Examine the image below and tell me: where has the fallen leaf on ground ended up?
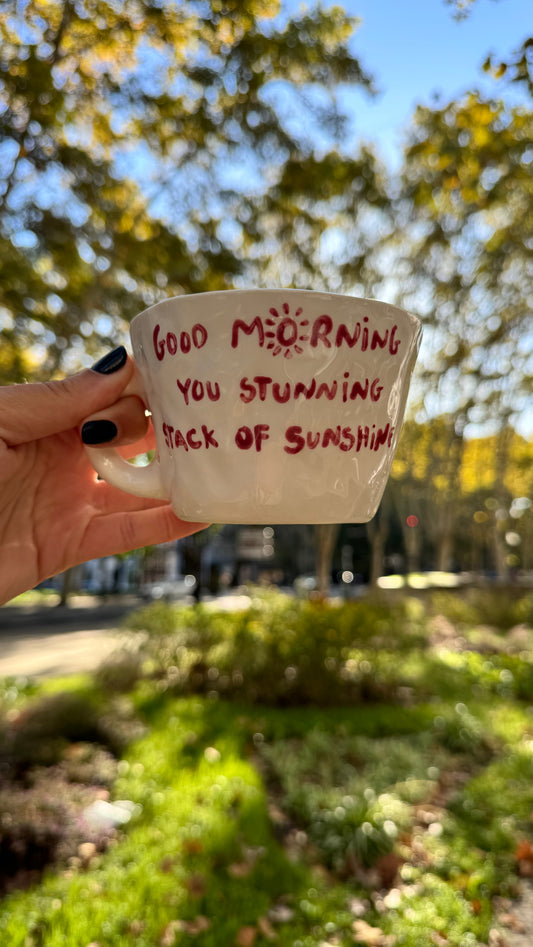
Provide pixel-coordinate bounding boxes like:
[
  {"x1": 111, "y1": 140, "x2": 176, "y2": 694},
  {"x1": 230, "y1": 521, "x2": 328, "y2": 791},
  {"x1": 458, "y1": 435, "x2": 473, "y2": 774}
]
[
  {"x1": 257, "y1": 916, "x2": 277, "y2": 940},
  {"x1": 159, "y1": 922, "x2": 182, "y2": 947},
  {"x1": 353, "y1": 919, "x2": 395, "y2": 946},
  {"x1": 348, "y1": 897, "x2": 369, "y2": 918},
  {"x1": 430, "y1": 933, "x2": 448, "y2": 946},
  {"x1": 160, "y1": 916, "x2": 211, "y2": 942},
  {"x1": 499, "y1": 913, "x2": 526, "y2": 933},
  {"x1": 374, "y1": 852, "x2": 405, "y2": 888},
  {"x1": 268, "y1": 803, "x2": 290, "y2": 827},
  {"x1": 488, "y1": 931, "x2": 508, "y2": 947},
  {"x1": 228, "y1": 861, "x2": 253, "y2": 878},
  {"x1": 515, "y1": 840, "x2": 533, "y2": 860},
  {"x1": 236, "y1": 926, "x2": 257, "y2": 947},
  {"x1": 204, "y1": 746, "x2": 221, "y2": 763},
  {"x1": 383, "y1": 888, "x2": 402, "y2": 910},
  {"x1": 515, "y1": 840, "x2": 533, "y2": 876},
  {"x1": 186, "y1": 873, "x2": 207, "y2": 897},
  {"x1": 78, "y1": 842, "x2": 97, "y2": 862},
  {"x1": 186, "y1": 916, "x2": 211, "y2": 935},
  {"x1": 268, "y1": 904, "x2": 295, "y2": 923},
  {"x1": 182, "y1": 839, "x2": 204, "y2": 856}
]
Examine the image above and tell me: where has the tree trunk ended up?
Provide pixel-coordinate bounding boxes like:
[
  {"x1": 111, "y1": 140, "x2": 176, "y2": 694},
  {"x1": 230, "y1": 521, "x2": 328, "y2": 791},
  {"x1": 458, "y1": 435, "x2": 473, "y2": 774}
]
[
  {"x1": 403, "y1": 523, "x2": 421, "y2": 576},
  {"x1": 315, "y1": 524, "x2": 340, "y2": 597},
  {"x1": 369, "y1": 525, "x2": 385, "y2": 589},
  {"x1": 436, "y1": 529, "x2": 454, "y2": 573},
  {"x1": 58, "y1": 566, "x2": 76, "y2": 606},
  {"x1": 366, "y1": 498, "x2": 389, "y2": 589},
  {"x1": 492, "y1": 421, "x2": 513, "y2": 582},
  {"x1": 492, "y1": 519, "x2": 509, "y2": 584}
]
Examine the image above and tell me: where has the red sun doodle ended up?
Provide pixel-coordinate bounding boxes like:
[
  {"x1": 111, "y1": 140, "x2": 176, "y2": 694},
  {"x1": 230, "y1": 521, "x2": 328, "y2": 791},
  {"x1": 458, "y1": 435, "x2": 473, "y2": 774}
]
[{"x1": 264, "y1": 302, "x2": 309, "y2": 358}]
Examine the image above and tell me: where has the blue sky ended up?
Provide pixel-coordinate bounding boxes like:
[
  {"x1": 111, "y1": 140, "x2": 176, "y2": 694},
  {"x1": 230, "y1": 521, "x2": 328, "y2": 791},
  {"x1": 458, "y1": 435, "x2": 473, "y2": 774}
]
[{"x1": 336, "y1": 0, "x2": 532, "y2": 166}]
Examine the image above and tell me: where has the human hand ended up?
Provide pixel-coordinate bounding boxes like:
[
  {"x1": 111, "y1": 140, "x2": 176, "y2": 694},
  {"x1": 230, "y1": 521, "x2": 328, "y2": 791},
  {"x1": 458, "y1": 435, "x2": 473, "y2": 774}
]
[{"x1": 0, "y1": 347, "x2": 207, "y2": 605}]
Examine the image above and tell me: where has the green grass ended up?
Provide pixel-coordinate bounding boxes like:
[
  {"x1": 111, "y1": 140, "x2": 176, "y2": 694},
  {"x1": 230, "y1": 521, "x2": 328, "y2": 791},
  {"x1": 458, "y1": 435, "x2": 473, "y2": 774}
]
[
  {"x1": 2, "y1": 588, "x2": 533, "y2": 945},
  {"x1": 0, "y1": 693, "x2": 525, "y2": 946},
  {"x1": 3, "y1": 588, "x2": 61, "y2": 607},
  {"x1": 0, "y1": 697, "x2": 352, "y2": 947}
]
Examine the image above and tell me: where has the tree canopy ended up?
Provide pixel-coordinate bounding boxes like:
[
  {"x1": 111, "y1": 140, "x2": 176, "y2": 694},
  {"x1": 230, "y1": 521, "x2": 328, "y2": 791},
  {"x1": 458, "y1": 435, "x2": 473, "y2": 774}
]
[
  {"x1": 397, "y1": 39, "x2": 533, "y2": 437},
  {"x1": 0, "y1": 0, "x2": 383, "y2": 382}
]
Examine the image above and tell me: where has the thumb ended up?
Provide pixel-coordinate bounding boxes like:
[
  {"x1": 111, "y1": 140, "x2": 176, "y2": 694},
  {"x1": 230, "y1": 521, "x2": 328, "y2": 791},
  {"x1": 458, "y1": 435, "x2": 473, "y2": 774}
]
[{"x1": 0, "y1": 347, "x2": 136, "y2": 447}]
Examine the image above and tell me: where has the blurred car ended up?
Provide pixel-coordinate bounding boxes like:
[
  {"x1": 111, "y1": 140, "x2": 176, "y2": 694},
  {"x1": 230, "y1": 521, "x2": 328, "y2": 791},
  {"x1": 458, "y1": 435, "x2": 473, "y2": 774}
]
[
  {"x1": 293, "y1": 575, "x2": 318, "y2": 595},
  {"x1": 141, "y1": 575, "x2": 197, "y2": 602}
]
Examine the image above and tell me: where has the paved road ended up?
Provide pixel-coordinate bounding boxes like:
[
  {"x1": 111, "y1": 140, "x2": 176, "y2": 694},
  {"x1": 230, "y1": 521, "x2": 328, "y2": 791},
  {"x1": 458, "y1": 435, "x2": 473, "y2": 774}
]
[
  {"x1": 0, "y1": 597, "x2": 141, "y2": 679},
  {"x1": 0, "y1": 592, "x2": 253, "y2": 680}
]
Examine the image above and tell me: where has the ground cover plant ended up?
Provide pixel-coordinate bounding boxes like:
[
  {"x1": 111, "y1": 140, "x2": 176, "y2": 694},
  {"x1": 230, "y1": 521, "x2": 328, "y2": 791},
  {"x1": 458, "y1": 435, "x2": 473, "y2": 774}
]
[{"x1": 1, "y1": 588, "x2": 533, "y2": 945}]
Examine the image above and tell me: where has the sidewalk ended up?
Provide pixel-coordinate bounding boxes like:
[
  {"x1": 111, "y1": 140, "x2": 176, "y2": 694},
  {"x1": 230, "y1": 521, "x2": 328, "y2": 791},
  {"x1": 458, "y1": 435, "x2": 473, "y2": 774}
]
[
  {"x1": 0, "y1": 626, "x2": 124, "y2": 680},
  {"x1": 0, "y1": 595, "x2": 138, "y2": 680},
  {"x1": 0, "y1": 591, "x2": 255, "y2": 680}
]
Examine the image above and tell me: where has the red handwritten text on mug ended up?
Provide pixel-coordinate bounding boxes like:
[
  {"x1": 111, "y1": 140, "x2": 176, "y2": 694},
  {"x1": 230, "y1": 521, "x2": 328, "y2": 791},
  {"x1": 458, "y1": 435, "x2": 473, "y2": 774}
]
[{"x1": 152, "y1": 308, "x2": 402, "y2": 364}]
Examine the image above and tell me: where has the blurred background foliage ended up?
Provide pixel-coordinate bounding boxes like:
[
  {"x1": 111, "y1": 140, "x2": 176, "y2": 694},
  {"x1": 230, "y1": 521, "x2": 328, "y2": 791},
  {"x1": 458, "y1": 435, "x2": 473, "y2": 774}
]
[{"x1": 1, "y1": 0, "x2": 532, "y2": 592}]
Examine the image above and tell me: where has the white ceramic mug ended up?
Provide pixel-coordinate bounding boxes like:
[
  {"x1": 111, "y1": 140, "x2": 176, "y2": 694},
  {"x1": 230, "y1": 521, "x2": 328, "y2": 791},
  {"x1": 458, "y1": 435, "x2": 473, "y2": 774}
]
[{"x1": 85, "y1": 290, "x2": 421, "y2": 524}]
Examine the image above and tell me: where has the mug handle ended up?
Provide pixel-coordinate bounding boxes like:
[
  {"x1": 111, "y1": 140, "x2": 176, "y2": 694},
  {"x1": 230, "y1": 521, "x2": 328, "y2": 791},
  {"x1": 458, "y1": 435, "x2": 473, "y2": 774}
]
[
  {"x1": 84, "y1": 361, "x2": 169, "y2": 500},
  {"x1": 84, "y1": 443, "x2": 168, "y2": 500}
]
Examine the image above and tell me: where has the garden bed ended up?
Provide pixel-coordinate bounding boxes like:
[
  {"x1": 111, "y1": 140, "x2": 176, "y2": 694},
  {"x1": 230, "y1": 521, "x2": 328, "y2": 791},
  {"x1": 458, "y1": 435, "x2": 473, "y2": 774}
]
[{"x1": 1, "y1": 589, "x2": 533, "y2": 946}]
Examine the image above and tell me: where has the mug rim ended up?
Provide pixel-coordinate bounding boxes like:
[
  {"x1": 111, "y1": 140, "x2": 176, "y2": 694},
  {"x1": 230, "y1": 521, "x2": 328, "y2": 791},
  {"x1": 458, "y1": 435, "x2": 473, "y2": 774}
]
[{"x1": 130, "y1": 288, "x2": 421, "y2": 332}]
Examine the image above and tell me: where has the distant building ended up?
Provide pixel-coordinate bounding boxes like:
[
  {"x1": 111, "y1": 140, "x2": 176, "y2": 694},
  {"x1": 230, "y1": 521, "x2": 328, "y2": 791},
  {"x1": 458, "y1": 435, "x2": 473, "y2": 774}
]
[{"x1": 45, "y1": 524, "x2": 326, "y2": 597}]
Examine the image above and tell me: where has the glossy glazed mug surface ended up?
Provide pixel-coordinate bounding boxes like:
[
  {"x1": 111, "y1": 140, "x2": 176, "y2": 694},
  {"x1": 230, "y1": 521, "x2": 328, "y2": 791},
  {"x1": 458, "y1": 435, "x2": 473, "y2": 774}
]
[{"x1": 85, "y1": 290, "x2": 421, "y2": 523}]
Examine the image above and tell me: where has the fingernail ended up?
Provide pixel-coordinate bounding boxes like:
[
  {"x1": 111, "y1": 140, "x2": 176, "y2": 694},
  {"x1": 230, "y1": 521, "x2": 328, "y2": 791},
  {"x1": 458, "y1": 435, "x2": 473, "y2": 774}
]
[
  {"x1": 81, "y1": 420, "x2": 118, "y2": 445},
  {"x1": 91, "y1": 346, "x2": 127, "y2": 375}
]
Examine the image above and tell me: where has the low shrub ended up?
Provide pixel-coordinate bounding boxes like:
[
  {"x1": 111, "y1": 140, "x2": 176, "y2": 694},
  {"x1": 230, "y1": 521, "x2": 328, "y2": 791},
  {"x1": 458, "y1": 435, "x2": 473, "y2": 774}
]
[
  {"x1": 429, "y1": 591, "x2": 481, "y2": 628},
  {"x1": 0, "y1": 680, "x2": 142, "y2": 895},
  {"x1": 0, "y1": 690, "x2": 104, "y2": 774},
  {"x1": 430, "y1": 589, "x2": 533, "y2": 632},
  {"x1": 432, "y1": 704, "x2": 493, "y2": 760},
  {"x1": 0, "y1": 748, "x2": 119, "y2": 894},
  {"x1": 424, "y1": 649, "x2": 533, "y2": 703},
  {"x1": 448, "y1": 746, "x2": 533, "y2": 853},
  {"x1": 0, "y1": 687, "x2": 141, "y2": 778},
  {"x1": 94, "y1": 649, "x2": 144, "y2": 694},
  {"x1": 124, "y1": 594, "x2": 427, "y2": 707}
]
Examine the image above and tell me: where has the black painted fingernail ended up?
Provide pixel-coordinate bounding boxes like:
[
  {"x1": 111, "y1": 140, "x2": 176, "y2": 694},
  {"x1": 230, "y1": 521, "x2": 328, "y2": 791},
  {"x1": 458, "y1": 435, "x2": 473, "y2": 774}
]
[
  {"x1": 91, "y1": 346, "x2": 127, "y2": 375},
  {"x1": 81, "y1": 420, "x2": 118, "y2": 445}
]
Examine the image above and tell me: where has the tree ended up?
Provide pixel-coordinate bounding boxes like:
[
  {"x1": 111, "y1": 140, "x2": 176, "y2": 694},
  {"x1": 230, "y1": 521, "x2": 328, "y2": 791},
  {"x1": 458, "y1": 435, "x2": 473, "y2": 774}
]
[
  {"x1": 392, "y1": 51, "x2": 533, "y2": 584},
  {"x1": 380, "y1": 30, "x2": 532, "y2": 582},
  {"x1": 365, "y1": 491, "x2": 392, "y2": 588},
  {"x1": 315, "y1": 523, "x2": 339, "y2": 596},
  {"x1": 397, "y1": 79, "x2": 533, "y2": 437},
  {"x1": 460, "y1": 428, "x2": 533, "y2": 578},
  {"x1": 2, "y1": 2, "x2": 394, "y2": 597},
  {"x1": 389, "y1": 417, "x2": 465, "y2": 574},
  {"x1": 443, "y1": 0, "x2": 502, "y2": 19},
  {"x1": 385, "y1": 418, "x2": 533, "y2": 581},
  {"x1": 0, "y1": 0, "x2": 381, "y2": 383}
]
